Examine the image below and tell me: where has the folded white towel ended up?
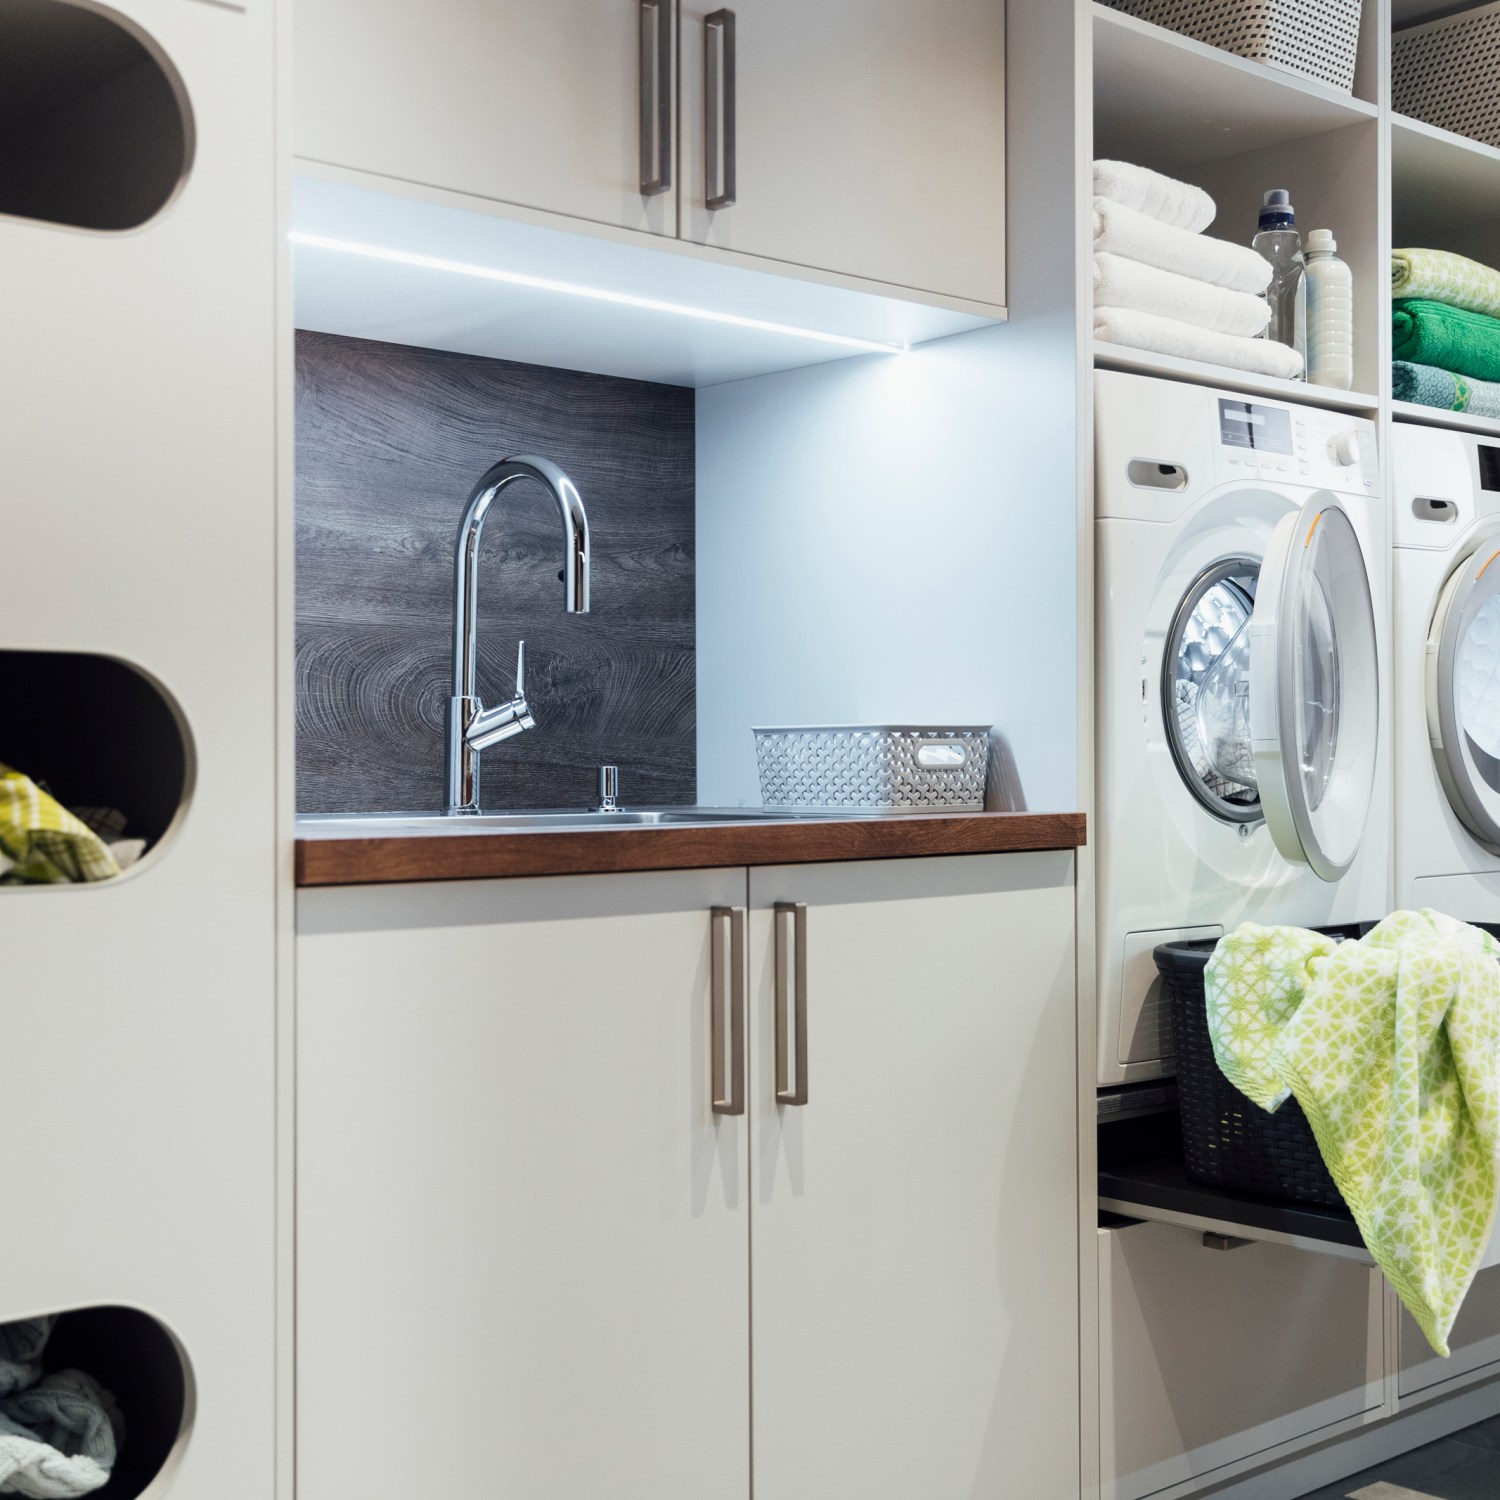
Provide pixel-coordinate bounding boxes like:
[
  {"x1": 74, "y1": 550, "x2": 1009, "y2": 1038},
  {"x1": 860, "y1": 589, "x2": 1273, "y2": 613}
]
[
  {"x1": 1094, "y1": 198, "x2": 1272, "y2": 296},
  {"x1": 1094, "y1": 159, "x2": 1216, "y2": 233},
  {"x1": 1094, "y1": 252, "x2": 1270, "y2": 338},
  {"x1": 1095, "y1": 306, "x2": 1305, "y2": 380}
]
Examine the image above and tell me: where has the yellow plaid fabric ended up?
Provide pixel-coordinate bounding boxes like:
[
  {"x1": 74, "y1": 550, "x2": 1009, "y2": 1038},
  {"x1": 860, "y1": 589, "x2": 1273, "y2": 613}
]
[{"x1": 0, "y1": 765, "x2": 121, "y2": 884}]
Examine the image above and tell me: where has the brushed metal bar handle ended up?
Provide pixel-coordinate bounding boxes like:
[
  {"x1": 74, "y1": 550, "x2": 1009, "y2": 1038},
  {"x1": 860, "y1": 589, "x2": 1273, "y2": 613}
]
[
  {"x1": 640, "y1": 0, "x2": 673, "y2": 196},
  {"x1": 774, "y1": 901, "x2": 807, "y2": 1106},
  {"x1": 711, "y1": 906, "x2": 745, "y2": 1115},
  {"x1": 704, "y1": 8, "x2": 736, "y2": 209}
]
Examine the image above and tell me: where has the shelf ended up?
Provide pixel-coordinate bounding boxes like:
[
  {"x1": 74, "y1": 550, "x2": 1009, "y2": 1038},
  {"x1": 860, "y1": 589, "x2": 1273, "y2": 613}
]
[
  {"x1": 1393, "y1": 399, "x2": 1500, "y2": 439},
  {"x1": 1094, "y1": 342, "x2": 1379, "y2": 413},
  {"x1": 1099, "y1": 1150, "x2": 1371, "y2": 1263},
  {"x1": 1091, "y1": 4, "x2": 1377, "y2": 172},
  {"x1": 291, "y1": 172, "x2": 998, "y2": 390},
  {"x1": 1392, "y1": 113, "x2": 1500, "y2": 241},
  {"x1": 1393, "y1": 0, "x2": 1482, "y2": 26}
]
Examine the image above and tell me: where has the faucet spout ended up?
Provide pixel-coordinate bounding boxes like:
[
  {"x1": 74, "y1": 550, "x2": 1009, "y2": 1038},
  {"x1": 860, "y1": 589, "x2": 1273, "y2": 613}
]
[{"x1": 445, "y1": 455, "x2": 592, "y2": 814}]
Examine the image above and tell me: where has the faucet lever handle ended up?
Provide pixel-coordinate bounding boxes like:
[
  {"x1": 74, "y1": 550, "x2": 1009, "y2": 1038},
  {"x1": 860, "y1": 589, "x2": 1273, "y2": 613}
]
[{"x1": 514, "y1": 639, "x2": 526, "y2": 702}]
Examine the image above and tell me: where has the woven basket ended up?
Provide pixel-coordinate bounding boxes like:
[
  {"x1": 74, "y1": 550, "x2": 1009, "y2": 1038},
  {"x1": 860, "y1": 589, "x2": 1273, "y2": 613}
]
[
  {"x1": 1102, "y1": 0, "x2": 1363, "y2": 94},
  {"x1": 1394, "y1": 3, "x2": 1500, "y2": 150},
  {"x1": 1154, "y1": 934, "x2": 1363, "y2": 1208}
]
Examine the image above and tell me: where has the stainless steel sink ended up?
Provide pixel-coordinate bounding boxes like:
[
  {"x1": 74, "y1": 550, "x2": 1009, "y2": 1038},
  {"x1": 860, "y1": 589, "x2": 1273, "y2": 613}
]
[{"x1": 296, "y1": 807, "x2": 854, "y2": 837}]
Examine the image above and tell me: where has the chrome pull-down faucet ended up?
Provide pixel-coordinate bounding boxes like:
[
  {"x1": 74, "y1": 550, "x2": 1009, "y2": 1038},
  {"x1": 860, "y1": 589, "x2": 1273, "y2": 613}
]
[{"x1": 445, "y1": 455, "x2": 591, "y2": 814}]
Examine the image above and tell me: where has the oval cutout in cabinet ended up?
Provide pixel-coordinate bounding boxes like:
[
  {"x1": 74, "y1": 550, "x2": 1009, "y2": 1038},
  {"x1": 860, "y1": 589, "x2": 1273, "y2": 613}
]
[
  {"x1": 0, "y1": 0, "x2": 194, "y2": 232},
  {"x1": 0, "y1": 651, "x2": 195, "y2": 886},
  {"x1": 0, "y1": 1305, "x2": 196, "y2": 1499}
]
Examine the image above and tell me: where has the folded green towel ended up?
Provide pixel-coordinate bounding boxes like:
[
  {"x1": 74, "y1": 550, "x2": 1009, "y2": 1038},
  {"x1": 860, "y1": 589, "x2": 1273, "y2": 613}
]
[
  {"x1": 1393, "y1": 360, "x2": 1500, "y2": 420},
  {"x1": 1393, "y1": 299, "x2": 1500, "y2": 383},
  {"x1": 1394, "y1": 247, "x2": 1500, "y2": 320},
  {"x1": 1206, "y1": 912, "x2": 1500, "y2": 1357}
]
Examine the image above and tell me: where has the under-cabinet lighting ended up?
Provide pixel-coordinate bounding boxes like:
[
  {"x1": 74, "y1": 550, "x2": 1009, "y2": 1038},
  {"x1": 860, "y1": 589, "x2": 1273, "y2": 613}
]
[{"x1": 288, "y1": 233, "x2": 909, "y2": 356}]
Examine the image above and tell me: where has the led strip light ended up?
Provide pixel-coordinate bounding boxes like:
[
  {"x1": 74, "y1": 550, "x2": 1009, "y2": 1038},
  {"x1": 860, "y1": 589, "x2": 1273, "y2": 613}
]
[{"x1": 289, "y1": 233, "x2": 909, "y2": 356}]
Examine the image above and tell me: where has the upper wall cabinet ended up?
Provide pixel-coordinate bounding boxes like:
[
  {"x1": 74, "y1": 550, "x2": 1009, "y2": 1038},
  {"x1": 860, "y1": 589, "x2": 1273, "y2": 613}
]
[
  {"x1": 294, "y1": 0, "x2": 676, "y2": 237},
  {"x1": 680, "y1": 0, "x2": 1006, "y2": 308},
  {"x1": 294, "y1": 0, "x2": 1006, "y2": 311}
]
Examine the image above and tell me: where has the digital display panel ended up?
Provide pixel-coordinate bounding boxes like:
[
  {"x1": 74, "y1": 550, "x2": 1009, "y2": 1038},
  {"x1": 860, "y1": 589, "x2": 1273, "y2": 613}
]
[
  {"x1": 1479, "y1": 445, "x2": 1500, "y2": 493},
  {"x1": 1218, "y1": 399, "x2": 1294, "y2": 455}
]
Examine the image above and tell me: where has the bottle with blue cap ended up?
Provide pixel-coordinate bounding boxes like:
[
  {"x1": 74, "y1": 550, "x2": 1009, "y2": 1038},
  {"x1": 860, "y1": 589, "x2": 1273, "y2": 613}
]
[{"x1": 1252, "y1": 188, "x2": 1307, "y2": 375}]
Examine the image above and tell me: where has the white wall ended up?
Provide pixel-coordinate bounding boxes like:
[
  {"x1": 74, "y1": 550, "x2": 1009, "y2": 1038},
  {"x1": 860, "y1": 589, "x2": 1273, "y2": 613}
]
[{"x1": 695, "y1": 315, "x2": 1080, "y2": 811}]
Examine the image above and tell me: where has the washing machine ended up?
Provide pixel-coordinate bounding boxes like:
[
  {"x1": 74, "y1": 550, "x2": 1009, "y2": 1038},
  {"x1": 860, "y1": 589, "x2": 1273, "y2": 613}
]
[
  {"x1": 1095, "y1": 369, "x2": 1390, "y2": 1088},
  {"x1": 1393, "y1": 422, "x2": 1500, "y2": 917}
]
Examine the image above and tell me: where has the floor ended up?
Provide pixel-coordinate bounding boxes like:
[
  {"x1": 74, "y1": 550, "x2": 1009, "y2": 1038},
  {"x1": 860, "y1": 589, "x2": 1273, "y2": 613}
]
[{"x1": 1298, "y1": 1413, "x2": 1500, "y2": 1499}]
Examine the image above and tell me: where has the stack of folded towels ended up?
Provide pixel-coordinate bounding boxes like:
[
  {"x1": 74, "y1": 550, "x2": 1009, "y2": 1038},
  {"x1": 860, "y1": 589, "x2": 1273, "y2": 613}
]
[
  {"x1": 1093, "y1": 159, "x2": 1302, "y2": 381},
  {"x1": 1392, "y1": 248, "x2": 1500, "y2": 420}
]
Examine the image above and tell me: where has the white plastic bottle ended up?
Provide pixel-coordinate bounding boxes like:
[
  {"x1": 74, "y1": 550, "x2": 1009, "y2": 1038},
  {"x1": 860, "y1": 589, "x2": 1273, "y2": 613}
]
[{"x1": 1304, "y1": 228, "x2": 1354, "y2": 391}]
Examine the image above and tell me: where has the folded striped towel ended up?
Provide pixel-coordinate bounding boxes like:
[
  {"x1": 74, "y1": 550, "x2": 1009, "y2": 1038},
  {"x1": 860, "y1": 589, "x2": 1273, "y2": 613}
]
[
  {"x1": 1093, "y1": 198, "x2": 1273, "y2": 296},
  {"x1": 1094, "y1": 252, "x2": 1270, "y2": 338},
  {"x1": 1393, "y1": 360, "x2": 1500, "y2": 420},
  {"x1": 1393, "y1": 299, "x2": 1500, "y2": 384},
  {"x1": 1393, "y1": 248, "x2": 1500, "y2": 321},
  {"x1": 0, "y1": 766, "x2": 120, "y2": 884},
  {"x1": 1094, "y1": 159, "x2": 1215, "y2": 233},
  {"x1": 1096, "y1": 306, "x2": 1304, "y2": 380}
]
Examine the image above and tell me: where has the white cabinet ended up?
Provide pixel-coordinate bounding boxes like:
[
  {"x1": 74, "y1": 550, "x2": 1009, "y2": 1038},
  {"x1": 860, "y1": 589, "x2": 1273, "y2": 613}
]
[
  {"x1": 294, "y1": 0, "x2": 676, "y2": 238},
  {"x1": 748, "y1": 852, "x2": 1078, "y2": 1500},
  {"x1": 296, "y1": 869, "x2": 751, "y2": 1500},
  {"x1": 680, "y1": 0, "x2": 1007, "y2": 306},
  {"x1": 294, "y1": 0, "x2": 1006, "y2": 307},
  {"x1": 296, "y1": 851, "x2": 1075, "y2": 1498},
  {"x1": 1099, "y1": 1223, "x2": 1385, "y2": 1500}
]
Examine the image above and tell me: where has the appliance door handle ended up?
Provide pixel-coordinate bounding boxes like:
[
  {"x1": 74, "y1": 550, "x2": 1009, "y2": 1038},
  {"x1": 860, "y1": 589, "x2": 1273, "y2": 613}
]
[
  {"x1": 774, "y1": 901, "x2": 808, "y2": 1105},
  {"x1": 640, "y1": 0, "x2": 674, "y2": 196},
  {"x1": 704, "y1": 8, "x2": 737, "y2": 209},
  {"x1": 711, "y1": 906, "x2": 746, "y2": 1115}
]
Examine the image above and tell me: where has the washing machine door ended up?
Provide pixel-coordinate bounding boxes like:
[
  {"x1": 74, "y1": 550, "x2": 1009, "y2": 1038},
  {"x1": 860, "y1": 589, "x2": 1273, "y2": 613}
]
[
  {"x1": 1428, "y1": 530, "x2": 1500, "y2": 855},
  {"x1": 1250, "y1": 494, "x2": 1380, "y2": 881}
]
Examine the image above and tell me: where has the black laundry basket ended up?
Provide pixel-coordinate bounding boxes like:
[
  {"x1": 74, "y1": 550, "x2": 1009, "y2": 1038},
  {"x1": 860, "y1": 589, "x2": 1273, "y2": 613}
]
[{"x1": 1154, "y1": 934, "x2": 1362, "y2": 1210}]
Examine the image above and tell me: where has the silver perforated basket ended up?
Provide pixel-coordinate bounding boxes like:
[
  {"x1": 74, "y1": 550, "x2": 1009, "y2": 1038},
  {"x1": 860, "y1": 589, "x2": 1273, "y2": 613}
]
[
  {"x1": 753, "y1": 725, "x2": 991, "y2": 811},
  {"x1": 1101, "y1": 0, "x2": 1363, "y2": 94},
  {"x1": 1394, "y1": 3, "x2": 1500, "y2": 149}
]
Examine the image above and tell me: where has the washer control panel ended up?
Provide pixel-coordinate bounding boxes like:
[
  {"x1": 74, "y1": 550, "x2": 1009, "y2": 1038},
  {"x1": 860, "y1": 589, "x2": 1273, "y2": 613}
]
[{"x1": 1212, "y1": 396, "x2": 1376, "y2": 494}]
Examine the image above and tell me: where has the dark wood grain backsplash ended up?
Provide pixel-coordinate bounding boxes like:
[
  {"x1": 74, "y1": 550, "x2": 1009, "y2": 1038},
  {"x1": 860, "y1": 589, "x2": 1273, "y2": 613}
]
[{"x1": 296, "y1": 332, "x2": 695, "y2": 813}]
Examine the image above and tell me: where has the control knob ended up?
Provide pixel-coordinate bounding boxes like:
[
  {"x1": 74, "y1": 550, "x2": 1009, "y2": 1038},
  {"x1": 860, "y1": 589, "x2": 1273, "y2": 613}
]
[{"x1": 1328, "y1": 430, "x2": 1361, "y2": 468}]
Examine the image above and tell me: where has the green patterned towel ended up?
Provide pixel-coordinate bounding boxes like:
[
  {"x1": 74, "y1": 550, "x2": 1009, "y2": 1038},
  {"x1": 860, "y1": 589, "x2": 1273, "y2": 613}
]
[
  {"x1": 1206, "y1": 913, "x2": 1500, "y2": 1357},
  {"x1": 1393, "y1": 360, "x2": 1500, "y2": 420},
  {"x1": 1394, "y1": 248, "x2": 1500, "y2": 320},
  {"x1": 0, "y1": 766, "x2": 120, "y2": 884},
  {"x1": 1393, "y1": 299, "x2": 1500, "y2": 382}
]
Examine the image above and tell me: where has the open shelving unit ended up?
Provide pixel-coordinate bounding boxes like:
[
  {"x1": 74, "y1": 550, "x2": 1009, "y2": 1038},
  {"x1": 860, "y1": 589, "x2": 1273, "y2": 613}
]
[
  {"x1": 1089, "y1": 1, "x2": 1386, "y2": 401},
  {"x1": 1079, "y1": 3, "x2": 1500, "y2": 1497}
]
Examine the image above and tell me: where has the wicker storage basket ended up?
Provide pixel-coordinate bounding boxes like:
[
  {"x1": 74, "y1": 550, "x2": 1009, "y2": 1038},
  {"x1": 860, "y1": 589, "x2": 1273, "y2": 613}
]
[
  {"x1": 1154, "y1": 934, "x2": 1365, "y2": 1209},
  {"x1": 1102, "y1": 0, "x2": 1363, "y2": 94},
  {"x1": 753, "y1": 725, "x2": 990, "y2": 811},
  {"x1": 1394, "y1": 3, "x2": 1500, "y2": 149}
]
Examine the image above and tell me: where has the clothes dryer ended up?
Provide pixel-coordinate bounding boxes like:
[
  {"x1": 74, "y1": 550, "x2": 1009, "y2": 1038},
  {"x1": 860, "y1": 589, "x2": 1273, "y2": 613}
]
[
  {"x1": 1095, "y1": 370, "x2": 1389, "y2": 1088},
  {"x1": 1393, "y1": 422, "x2": 1500, "y2": 917}
]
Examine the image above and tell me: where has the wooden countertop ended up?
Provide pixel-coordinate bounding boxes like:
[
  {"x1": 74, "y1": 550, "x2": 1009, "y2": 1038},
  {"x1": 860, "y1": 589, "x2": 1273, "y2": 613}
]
[{"x1": 295, "y1": 810, "x2": 1087, "y2": 887}]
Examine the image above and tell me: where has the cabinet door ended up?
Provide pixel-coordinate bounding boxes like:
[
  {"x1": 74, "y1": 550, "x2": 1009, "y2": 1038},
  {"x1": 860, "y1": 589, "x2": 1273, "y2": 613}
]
[
  {"x1": 748, "y1": 852, "x2": 1077, "y2": 1500},
  {"x1": 1400, "y1": 1264, "x2": 1500, "y2": 1400},
  {"x1": 297, "y1": 869, "x2": 749, "y2": 1500},
  {"x1": 294, "y1": 0, "x2": 676, "y2": 237},
  {"x1": 680, "y1": 0, "x2": 1005, "y2": 305},
  {"x1": 1100, "y1": 1223, "x2": 1384, "y2": 1500}
]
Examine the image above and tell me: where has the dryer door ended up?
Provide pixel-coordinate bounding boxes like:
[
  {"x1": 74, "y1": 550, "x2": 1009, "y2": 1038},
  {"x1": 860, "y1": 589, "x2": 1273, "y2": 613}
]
[
  {"x1": 1250, "y1": 495, "x2": 1379, "y2": 881},
  {"x1": 1428, "y1": 530, "x2": 1500, "y2": 855}
]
